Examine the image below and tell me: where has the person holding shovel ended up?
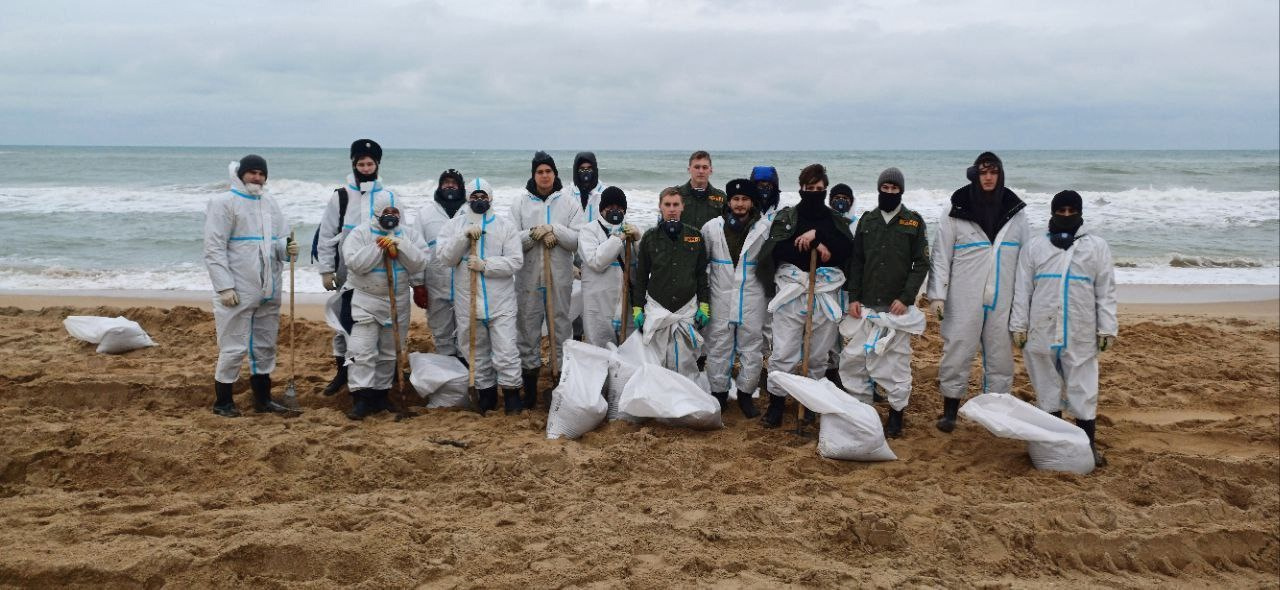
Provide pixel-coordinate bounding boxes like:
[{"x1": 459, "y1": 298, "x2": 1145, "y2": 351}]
[
  {"x1": 340, "y1": 194, "x2": 428, "y2": 420},
  {"x1": 578, "y1": 186, "x2": 640, "y2": 348},
  {"x1": 204, "y1": 155, "x2": 299, "y2": 417},
  {"x1": 757, "y1": 163, "x2": 854, "y2": 429},
  {"x1": 437, "y1": 179, "x2": 526, "y2": 414},
  {"x1": 512, "y1": 151, "x2": 582, "y2": 410}
]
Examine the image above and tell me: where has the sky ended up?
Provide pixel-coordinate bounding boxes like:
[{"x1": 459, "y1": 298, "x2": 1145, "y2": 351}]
[{"x1": 1, "y1": 0, "x2": 1277, "y2": 150}]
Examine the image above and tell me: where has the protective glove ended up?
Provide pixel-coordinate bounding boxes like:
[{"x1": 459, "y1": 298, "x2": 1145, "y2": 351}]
[
  {"x1": 529, "y1": 225, "x2": 550, "y2": 240},
  {"x1": 1098, "y1": 334, "x2": 1116, "y2": 352},
  {"x1": 376, "y1": 236, "x2": 399, "y2": 259},
  {"x1": 623, "y1": 224, "x2": 641, "y2": 242},
  {"x1": 321, "y1": 272, "x2": 337, "y2": 291},
  {"x1": 632, "y1": 306, "x2": 645, "y2": 332},
  {"x1": 217, "y1": 289, "x2": 239, "y2": 307},
  {"x1": 1012, "y1": 331, "x2": 1028, "y2": 349},
  {"x1": 541, "y1": 231, "x2": 558, "y2": 249},
  {"x1": 694, "y1": 302, "x2": 711, "y2": 329},
  {"x1": 929, "y1": 299, "x2": 945, "y2": 321},
  {"x1": 412, "y1": 285, "x2": 428, "y2": 309},
  {"x1": 468, "y1": 257, "x2": 486, "y2": 273},
  {"x1": 466, "y1": 226, "x2": 483, "y2": 241},
  {"x1": 286, "y1": 236, "x2": 299, "y2": 260}
]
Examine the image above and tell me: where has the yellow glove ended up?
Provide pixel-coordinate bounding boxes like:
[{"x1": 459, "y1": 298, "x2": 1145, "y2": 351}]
[
  {"x1": 321, "y1": 272, "x2": 337, "y2": 291},
  {"x1": 467, "y1": 257, "x2": 486, "y2": 272},
  {"x1": 541, "y1": 231, "x2": 558, "y2": 248},
  {"x1": 1012, "y1": 332, "x2": 1027, "y2": 349},
  {"x1": 466, "y1": 226, "x2": 483, "y2": 241},
  {"x1": 530, "y1": 225, "x2": 550, "y2": 240},
  {"x1": 376, "y1": 236, "x2": 399, "y2": 259},
  {"x1": 1098, "y1": 334, "x2": 1116, "y2": 352},
  {"x1": 217, "y1": 289, "x2": 239, "y2": 307},
  {"x1": 623, "y1": 224, "x2": 641, "y2": 242},
  {"x1": 929, "y1": 300, "x2": 945, "y2": 321}
]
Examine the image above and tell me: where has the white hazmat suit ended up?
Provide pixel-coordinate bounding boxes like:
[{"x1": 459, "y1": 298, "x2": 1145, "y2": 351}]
[
  {"x1": 316, "y1": 175, "x2": 399, "y2": 356},
  {"x1": 701, "y1": 215, "x2": 771, "y2": 396},
  {"x1": 412, "y1": 197, "x2": 464, "y2": 357},
  {"x1": 204, "y1": 161, "x2": 289, "y2": 383},
  {"x1": 838, "y1": 307, "x2": 926, "y2": 411},
  {"x1": 578, "y1": 218, "x2": 636, "y2": 348},
  {"x1": 436, "y1": 183, "x2": 525, "y2": 390},
  {"x1": 768, "y1": 265, "x2": 848, "y2": 383},
  {"x1": 512, "y1": 188, "x2": 582, "y2": 372},
  {"x1": 1009, "y1": 226, "x2": 1117, "y2": 420}
]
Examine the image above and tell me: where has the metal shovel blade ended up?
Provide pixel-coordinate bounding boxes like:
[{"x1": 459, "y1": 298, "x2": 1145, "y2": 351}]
[{"x1": 282, "y1": 380, "x2": 302, "y2": 411}]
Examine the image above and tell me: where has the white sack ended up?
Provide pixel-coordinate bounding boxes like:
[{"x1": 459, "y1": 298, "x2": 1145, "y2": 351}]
[
  {"x1": 547, "y1": 340, "x2": 611, "y2": 439},
  {"x1": 767, "y1": 371, "x2": 896, "y2": 461},
  {"x1": 64, "y1": 316, "x2": 156, "y2": 354},
  {"x1": 408, "y1": 352, "x2": 471, "y2": 409},
  {"x1": 959, "y1": 393, "x2": 1095, "y2": 475},
  {"x1": 606, "y1": 331, "x2": 659, "y2": 421},
  {"x1": 619, "y1": 363, "x2": 722, "y2": 430}
]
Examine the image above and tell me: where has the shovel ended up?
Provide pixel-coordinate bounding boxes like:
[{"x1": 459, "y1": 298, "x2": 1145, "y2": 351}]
[
  {"x1": 384, "y1": 254, "x2": 414, "y2": 421},
  {"x1": 282, "y1": 228, "x2": 302, "y2": 411},
  {"x1": 467, "y1": 238, "x2": 480, "y2": 412},
  {"x1": 795, "y1": 248, "x2": 818, "y2": 437}
]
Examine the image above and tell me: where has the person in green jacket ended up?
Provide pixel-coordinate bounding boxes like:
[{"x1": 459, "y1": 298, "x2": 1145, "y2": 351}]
[
  {"x1": 677, "y1": 150, "x2": 726, "y2": 231},
  {"x1": 840, "y1": 167, "x2": 930, "y2": 437},
  {"x1": 633, "y1": 187, "x2": 711, "y2": 381}
]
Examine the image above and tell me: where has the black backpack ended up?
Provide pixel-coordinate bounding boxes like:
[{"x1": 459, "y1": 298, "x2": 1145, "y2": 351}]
[{"x1": 310, "y1": 187, "x2": 348, "y2": 264}]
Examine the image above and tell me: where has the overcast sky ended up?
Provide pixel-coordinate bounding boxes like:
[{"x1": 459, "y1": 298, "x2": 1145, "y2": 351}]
[{"x1": 1, "y1": 0, "x2": 1276, "y2": 150}]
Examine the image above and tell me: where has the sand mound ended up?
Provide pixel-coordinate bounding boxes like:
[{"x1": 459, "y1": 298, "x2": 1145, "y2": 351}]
[{"x1": 0, "y1": 305, "x2": 1276, "y2": 587}]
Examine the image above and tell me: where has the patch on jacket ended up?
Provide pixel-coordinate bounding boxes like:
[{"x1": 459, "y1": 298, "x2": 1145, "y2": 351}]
[
  {"x1": 684, "y1": 236, "x2": 702, "y2": 244},
  {"x1": 708, "y1": 194, "x2": 724, "y2": 203},
  {"x1": 898, "y1": 218, "x2": 920, "y2": 228}
]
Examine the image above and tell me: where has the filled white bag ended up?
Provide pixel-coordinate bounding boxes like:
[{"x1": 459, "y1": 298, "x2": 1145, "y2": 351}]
[
  {"x1": 606, "y1": 331, "x2": 659, "y2": 421},
  {"x1": 547, "y1": 341, "x2": 611, "y2": 439},
  {"x1": 63, "y1": 316, "x2": 156, "y2": 354},
  {"x1": 767, "y1": 371, "x2": 896, "y2": 461},
  {"x1": 959, "y1": 393, "x2": 1095, "y2": 475},
  {"x1": 619, "y1": 363, "x2": 722, "y2": 430},
  {"x1": 408, "y1": 352, "x2": 471, "y2": 409}
]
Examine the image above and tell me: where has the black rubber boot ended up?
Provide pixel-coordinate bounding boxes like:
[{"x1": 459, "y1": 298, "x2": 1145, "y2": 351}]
[
  {"x1": 503, "y1": 387, "x2": 524, "y2": 415},
  {"x1": 477, "y1": 386, "x2": 499, "y2": 415},
  {"x1": 522, "y1": 368, "x2": 540, "y2": 411},
  {"x1": 212, "y1": 381, "x2": 240, "y2": 417},
  {"x1": 824, "y1": 367, "x2": 844, "y2": 391},
  {"x1": 872, "y1": 388, "x2": 886, "y2": 404},
  {"x1": 711, "y1": 391, "x2": 729, "y2": 412},
  {"x1": 885, "y1": 408, "x2": 904, "y2": 438},
  {"x1": 323, "y1": 356, "x2": 348, "y2": 396},
  {"x1": 737, "y1": 389, "x2": 760, "y2": 418},
  {"x1": 250, "y1": 374, "x2": 292, "y2": 414},
  {"x1": 346, "y1": 390, "x2": 375, "y2": 421},
  {"x1": 936, "y1": 397, "x2": 960, "y2": 433},
  {"x1": 1049, "y1": 411, "x2": 1062, "y2": 419},
  {"x1": 1077, "y1": 418, "x2": 1107, "y2": 467},
  {"x1": 803, "y1": 408, "x2": 817, "y2": 424},
  {"x1": 372, "y1": 389, "x2": 398, "y2": 414},
  {"x1": 762, "y1": 394, "x2": 786, "y2": 429}
]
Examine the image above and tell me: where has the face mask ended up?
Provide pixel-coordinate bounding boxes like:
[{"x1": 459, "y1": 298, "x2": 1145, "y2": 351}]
[
  {"x1": 878, "y1": 191, "x2": 901, "y2": 212},
  {"x1": 1048, "y1": 213, "x2": 1083, "y2": 250},
  {"x1": 469, "y1": 199, "x2": 491, "y2": 214},
  {"x1": 438, "y1": 187, "x2": 464, "y2": 201},
  {"x1": 603, "y1": 209, "x2": 625, "y2": 225},
  {"x1": 243, "y1": 183, "x2": 264, "y2": 196},
  {"x1": 660, "y1": 218, "x2": 682, "y2": 238},
  {"x1": 797, "y1": 189, "x2": 827, "y2": 219},
  {"x1": 378, "y1": 213, "x2": 400, "y2": 231},
  {"x1": 575, "y1": 169, "x2": 598, "y2": 189},
  {"x1": 354, "y1": 164, "x2": 378, "y2": 184},
  {"x1": 830, "y1": 197, "x2": 852, "y2": 213},
  {"x1": 724, "y1": 211, "x2": 744, "y2": 232}
]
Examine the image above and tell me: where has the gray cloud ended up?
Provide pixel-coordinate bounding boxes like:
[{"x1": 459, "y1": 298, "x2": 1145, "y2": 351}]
[{"x1": 0, "y1": 0, "x2": 1275, "y2": 149}]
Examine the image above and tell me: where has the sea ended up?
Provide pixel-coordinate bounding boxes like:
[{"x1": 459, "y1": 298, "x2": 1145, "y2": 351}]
[{"x1": 0, "y1": 146, "x2": 1276, "y2": 294}]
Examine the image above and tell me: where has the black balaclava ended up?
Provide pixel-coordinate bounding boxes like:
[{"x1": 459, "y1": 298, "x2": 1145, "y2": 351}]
[
  {"x1": 572, "y1": 152, "x2": 599, "y2": 207},
  {"x1": 237, "y1": 154, "x2": 268, "y2": 180},
  {"x1": 797, "y1": 188, "x2": 828, "y2": 220},
  {"x1": 350, "y1": 139, "x2": 382, "y2": 184},
  {"x1": 661, "y1": 217, "x2": 683, "y2": 239},
  {"x1": 723, "y1": 178, "x2": 758, "y2": 233},
  {"x1": 599, "y1": 186, "x2": 627, "y2": 225},
  {"x1": 1049, "y1": 190, "x2": 1084, "y2": 250},
  {"x1": 526, "y1": 150, "x2": 563, "y2": 198},
  {"x1": 434, "y1": 169, "x2": 466, "y2": 217},
  {"x1": 829, "y1": 183, "x2": 854, "y2": 214}
]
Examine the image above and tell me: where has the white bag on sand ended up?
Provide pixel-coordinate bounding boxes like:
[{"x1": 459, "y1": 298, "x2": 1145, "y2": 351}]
[
  {"x1": 547, "y1": 341, "x2": 611, "y2": 440},
  {"x1": 606, "y1": 332, "x2": 659, "y2": 421},
  {"x1": 408, "y1": 352, "x2": 471, "y2": 409},
  {"x1": 619, "y1": 363, "x2": 722, "y2": 430},
  {"x1": 959, "y1": 393, "x2": 1095, "y2": 475},
  {"x1": 768, "y1": 371, "x2": 897, "y2": 462},
  {"x1": 63, "y1": 316, "x2": 156, "y2": 354}
]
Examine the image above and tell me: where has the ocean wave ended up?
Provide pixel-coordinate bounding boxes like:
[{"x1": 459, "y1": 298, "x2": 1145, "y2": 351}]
[{"x1": 1168, "y1": 254, "x2": 1270, "y2": 269}]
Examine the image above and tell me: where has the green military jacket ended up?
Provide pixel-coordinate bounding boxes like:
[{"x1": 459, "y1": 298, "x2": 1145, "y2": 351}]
[
  {"x1": 756, "y1": 205, "x2": 856, "y2": 298},
  {"x1": 677, "y1": 181, "x2": 726, "y2": 231},
  {"x1": 633, "y1": 222, "x2": 710, "y2": 311},
  {"x1": 847, "y1": 206, "x2": 930, "y2": 308}
]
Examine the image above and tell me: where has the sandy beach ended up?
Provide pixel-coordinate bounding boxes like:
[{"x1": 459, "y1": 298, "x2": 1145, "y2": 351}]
[{"x1": 0, "y1": 290, "x2": 1276, "y2": 588}]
